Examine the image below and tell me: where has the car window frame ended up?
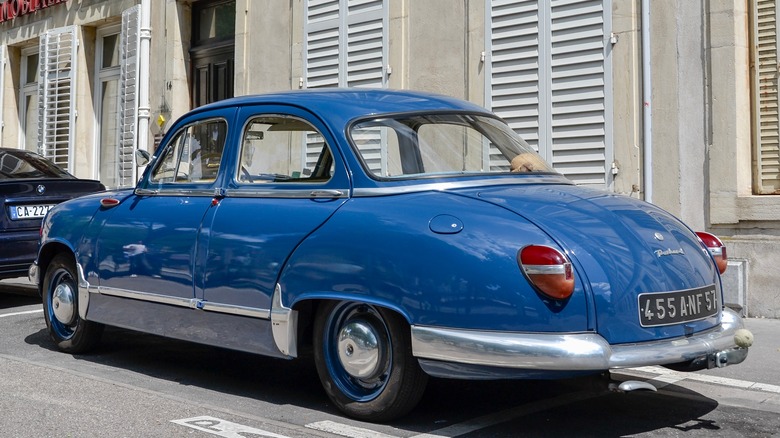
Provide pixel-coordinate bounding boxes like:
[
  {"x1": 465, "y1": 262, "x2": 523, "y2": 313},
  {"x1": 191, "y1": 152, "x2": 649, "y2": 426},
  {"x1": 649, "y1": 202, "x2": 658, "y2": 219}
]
[
  {"x1": 223, "y1": 105, "x2": 350, "y2": 198},
  {"x1": 138, "y1": 114, "x2": 231, "y2": 195}
]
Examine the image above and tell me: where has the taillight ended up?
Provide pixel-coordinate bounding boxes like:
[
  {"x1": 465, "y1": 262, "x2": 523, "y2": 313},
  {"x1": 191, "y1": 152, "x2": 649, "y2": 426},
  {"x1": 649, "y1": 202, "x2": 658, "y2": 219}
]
[
  {"x1": 517, "y1": 245, "x2": 575, "y2": 300},
  {"x1": 696, "y1": 231, "x2": 727, "y2": 274}
]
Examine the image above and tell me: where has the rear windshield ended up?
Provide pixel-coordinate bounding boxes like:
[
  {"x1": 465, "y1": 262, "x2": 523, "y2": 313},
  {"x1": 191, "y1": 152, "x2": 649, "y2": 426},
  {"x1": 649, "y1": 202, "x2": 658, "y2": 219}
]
[
  {"x1": 349, "y1": 113, "x2": 555, "y2": 179},
  {"x1": 0, "y1": 150, "x2": 73, "y2": 179}
]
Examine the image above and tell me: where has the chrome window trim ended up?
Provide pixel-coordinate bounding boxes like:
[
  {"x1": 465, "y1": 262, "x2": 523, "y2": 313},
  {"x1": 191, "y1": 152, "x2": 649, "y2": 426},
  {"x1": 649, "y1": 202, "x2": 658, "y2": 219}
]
[
  {"x1": 352, "y1": 175, "x2": 572, "y2": 197},
  {"x1": 411, "y1": 308, "x2": 746, "y2": 371},
  {"x1": 224, "y1": 188, "x2": 348, "y2": 199},
  {"x1": 134, "y1": 188, "x2": 215, "y2": 197}
]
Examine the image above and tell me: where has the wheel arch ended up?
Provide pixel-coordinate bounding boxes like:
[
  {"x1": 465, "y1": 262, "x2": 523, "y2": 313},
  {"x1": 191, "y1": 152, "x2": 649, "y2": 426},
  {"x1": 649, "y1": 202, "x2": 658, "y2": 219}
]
[
  {"x1": 273, "y1": 285, "x2": 415, "y2": 360},
  {"x1": 36, "y1": 241, "x2": 77, "y2": 293}
]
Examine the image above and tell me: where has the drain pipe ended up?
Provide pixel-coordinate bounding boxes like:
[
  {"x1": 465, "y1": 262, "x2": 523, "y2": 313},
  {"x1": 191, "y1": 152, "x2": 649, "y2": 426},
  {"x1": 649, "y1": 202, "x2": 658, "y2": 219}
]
[
  {"x1": 137, "y1": 0, "x2": 152, "y2": 153},
  {"x1": 641, "y1": 0, "x2": 653, "y2": 203},
  {"x1": 0, "y1": 46, "x2": 4, "y2": 148}
]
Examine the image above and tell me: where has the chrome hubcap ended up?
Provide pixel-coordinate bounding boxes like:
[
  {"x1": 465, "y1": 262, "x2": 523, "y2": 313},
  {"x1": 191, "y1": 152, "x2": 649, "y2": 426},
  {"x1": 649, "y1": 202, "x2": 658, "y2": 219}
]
[
  {"x1": 52, "y1": 282, "x2": 76, "y2": 325},
  {"x1": 337, "y1": 321, "x2": 381, "y2": 379}
]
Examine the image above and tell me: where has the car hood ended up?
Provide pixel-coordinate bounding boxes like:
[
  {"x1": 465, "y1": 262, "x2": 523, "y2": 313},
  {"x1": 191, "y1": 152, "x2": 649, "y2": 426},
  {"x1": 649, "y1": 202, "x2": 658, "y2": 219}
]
[{"x1": 456, "y1": 183, "x2": 721, "y2": 344}]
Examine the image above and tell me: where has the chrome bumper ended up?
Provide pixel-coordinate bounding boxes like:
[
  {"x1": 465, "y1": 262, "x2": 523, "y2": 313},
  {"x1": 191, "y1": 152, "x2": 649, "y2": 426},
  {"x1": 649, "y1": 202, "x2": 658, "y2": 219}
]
[
  {"x1": 28, "y1": 262, "x2": 39, "y2": 286},
  {"x1": 411, "y1": 308, "x2": 748, "y2": 372}
]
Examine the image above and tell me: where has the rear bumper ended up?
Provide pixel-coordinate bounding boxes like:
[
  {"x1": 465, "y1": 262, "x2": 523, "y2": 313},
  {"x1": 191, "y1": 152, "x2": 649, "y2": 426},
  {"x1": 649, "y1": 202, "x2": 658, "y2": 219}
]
[
  {"x1": 0, "y1": 230, "x2": 38, "y2": 279},
  {"x1": 411, "y1": 308, "x2": 748, "y2": 374}
]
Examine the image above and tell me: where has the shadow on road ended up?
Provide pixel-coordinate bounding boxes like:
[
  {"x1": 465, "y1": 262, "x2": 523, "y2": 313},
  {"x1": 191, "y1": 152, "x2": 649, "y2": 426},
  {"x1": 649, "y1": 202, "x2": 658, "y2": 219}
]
[
  {"x1": 22, "y1": 323, "x2": 731, "y2": 436},
  {"x1": 0, "y1": 292, "x2": 40, "y2": 309}
]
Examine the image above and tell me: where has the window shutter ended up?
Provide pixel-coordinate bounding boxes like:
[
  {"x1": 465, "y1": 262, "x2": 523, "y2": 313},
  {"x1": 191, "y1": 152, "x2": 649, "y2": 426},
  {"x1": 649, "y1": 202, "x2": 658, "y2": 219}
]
[
  {"x1": 38, "y1": 26, "x2": 78, "y2": 172},
  {"x1": 305, "y1": 0, "x2": 341, "y2": 88},
  {"x1": 120, "y1": 5, "x2": 141, "y2": 187},
  {"x1": 346, "y1": 0, "x2": 386, "y2": 88},
  {"x1": 488, "y1": 0, "x2": 612, "y2": 188},
  {"x1": 0, "y1": 45, "x2": 4, "y2": 142},
  {"x1": 304, "y1": 0, "x2": 387, "y2": 172},
  {"x1": 488, "y1": 0, "x2": 542, "y2": 170},
  {"x1": 752, "y1": 0, "x2": 780, "y2": 194}
]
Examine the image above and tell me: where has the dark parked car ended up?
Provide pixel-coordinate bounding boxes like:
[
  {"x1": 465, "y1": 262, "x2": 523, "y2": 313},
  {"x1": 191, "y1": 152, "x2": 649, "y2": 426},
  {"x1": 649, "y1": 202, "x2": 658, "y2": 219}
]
[
  {"x1": 29, "y1": 90, "x2": 751, "y2": 421},
  {"x1": 0, "y1": 148, "x2": 104, "y2": 280}
]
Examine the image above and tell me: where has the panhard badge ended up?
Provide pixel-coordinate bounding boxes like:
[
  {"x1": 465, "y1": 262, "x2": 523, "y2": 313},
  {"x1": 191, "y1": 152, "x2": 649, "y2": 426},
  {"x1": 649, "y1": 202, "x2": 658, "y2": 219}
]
[
  {"x1": 36, "y1": 184, "x2": 46, "y2": 195},
  {"x1": 653, "y1": 232, "x2": 664, "y2": 241}
]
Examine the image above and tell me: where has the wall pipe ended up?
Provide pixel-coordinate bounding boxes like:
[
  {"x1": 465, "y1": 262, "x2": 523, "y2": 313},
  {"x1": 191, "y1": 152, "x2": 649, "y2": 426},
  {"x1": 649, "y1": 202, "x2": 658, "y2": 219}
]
[
  {"x1": 137, "y1": 0, "x2": 152, "y2": 153},
  {"x1": 641, "y1": 0, "x2": 652, "y2": 202}
]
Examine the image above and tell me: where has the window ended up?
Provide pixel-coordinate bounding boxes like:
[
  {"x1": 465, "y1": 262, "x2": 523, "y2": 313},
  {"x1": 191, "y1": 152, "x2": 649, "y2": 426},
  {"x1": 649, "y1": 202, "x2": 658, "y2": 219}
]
[
  {"x1": 151, "y1": 119, "x2": 227, "y2": 184},
  {"x1": 238, "y1": 116, "x2": 333, "y2": 183},
  {"x1": 751, "y1": 0, "x2": 780, "y2": 194},
  {"x1": 95, "y1": 27, "x2": 121, "y2": 188},
  {"x1": 350, "y1": 114, "x2": 553, "y2": 179},
  {"x1": 19, "y1": 49, "x2": 39, "y2": 153}
]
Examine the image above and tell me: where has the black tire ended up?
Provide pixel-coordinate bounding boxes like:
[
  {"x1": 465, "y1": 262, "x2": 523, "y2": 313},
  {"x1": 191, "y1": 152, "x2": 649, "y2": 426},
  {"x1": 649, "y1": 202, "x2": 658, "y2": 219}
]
[
  {"x1": 42, "y1": 253, "x2": 104, "y2": 353},
  {"x1": 313, "y1": 301, "x2": 428, "y2": 422}
]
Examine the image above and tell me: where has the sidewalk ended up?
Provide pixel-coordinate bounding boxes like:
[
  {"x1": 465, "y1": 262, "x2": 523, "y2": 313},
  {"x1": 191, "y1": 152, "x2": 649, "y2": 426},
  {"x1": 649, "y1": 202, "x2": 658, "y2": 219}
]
[{"x1": 696, "y1": 317, "x2": 780, "y2": 385}]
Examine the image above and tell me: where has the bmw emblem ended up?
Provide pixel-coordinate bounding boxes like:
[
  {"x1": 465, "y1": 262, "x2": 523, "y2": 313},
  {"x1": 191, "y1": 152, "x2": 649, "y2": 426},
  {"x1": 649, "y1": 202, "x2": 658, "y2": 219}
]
[
  {"x1": 654, "y1": 232, "x2": 665, "y2": 241},
  {"x1": 36, "y1": 184, "x2": 46, "y2": 195}
]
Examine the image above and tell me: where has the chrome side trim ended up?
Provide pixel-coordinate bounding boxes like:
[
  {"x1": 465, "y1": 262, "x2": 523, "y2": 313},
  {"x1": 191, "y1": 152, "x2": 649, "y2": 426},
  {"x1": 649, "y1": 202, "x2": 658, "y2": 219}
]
[
  {"x1": 411, "y1": 308, "x2": 746, "y2": 371},
  {"x1": 132, "y1": 189, "x2": 215, "y2": 197},
  {"x1": 224, "y1": 188, "x2": 348, "y2": 199},
  {"x1": 97, "y1": 286, "x2": 199, "y2": 308},
  {"x1": 352, "y1": 175, "x2": 572, "y2": 197},
  {"x1": 271, "y1": 284, "x2": 298, "y2": 358},
  {"x1": 95, "y1": 286, "x2": 270, "y2": 319},
  {"x1": 198, "y1": 301, "x2": 271, "y2": 319}
]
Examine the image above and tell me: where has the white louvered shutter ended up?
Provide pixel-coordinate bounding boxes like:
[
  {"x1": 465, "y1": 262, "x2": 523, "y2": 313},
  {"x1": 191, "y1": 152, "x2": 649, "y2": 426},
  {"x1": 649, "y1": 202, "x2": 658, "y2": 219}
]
[
  {"x1": 305, "y1": 0, "x2": 341, "y2": 88},
  {"x1": 38, "y1": 26, "x2": 78, "y2": 172},
  {"x1": 119, "y1": 6, "x2": 141, "y2": 187},
  {"x1": 0, "y1": 45, "x2": 5, "y2": 142},
  {"x1": 753, "y1": 0, "x2": 780, "y2": 194},
  {"x1": 346, "y1": 0, "x2": 386, "y2": 88},
  {"x1": 488, "y1": 0, "x2": 612, "y2": 189},
  {"x1": 304, "y1": 0, "x2": 388, "y2": 172}
]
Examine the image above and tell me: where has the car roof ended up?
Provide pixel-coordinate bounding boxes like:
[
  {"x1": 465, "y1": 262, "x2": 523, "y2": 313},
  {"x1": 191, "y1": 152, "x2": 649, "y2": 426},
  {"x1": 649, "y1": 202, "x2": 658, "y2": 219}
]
[{"x1": 190, "y1": 89, "x2": 493, "y2": 122}]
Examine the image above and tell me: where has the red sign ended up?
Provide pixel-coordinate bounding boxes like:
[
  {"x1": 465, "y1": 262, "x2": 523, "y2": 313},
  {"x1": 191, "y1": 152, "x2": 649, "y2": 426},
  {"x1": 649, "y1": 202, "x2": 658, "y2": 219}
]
[{"x1": 0, "y1": 0, "x2": 69, "y2": 23}]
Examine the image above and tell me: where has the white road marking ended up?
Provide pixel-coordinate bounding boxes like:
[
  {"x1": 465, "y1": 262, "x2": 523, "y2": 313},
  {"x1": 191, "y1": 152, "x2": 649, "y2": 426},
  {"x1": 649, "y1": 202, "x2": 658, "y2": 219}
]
[
  {"x1": 0, "y1": 309, "x2": 42, "y2": 318},
  {"x1": 628, "y1": 366, "x2": 780, "y2": 394},
  {"x1": 172, "y1": 416, "x2": 290, "y2": 438},
  {"x1": 306, "y1": 420, "x2": 399, "y2": 438}
]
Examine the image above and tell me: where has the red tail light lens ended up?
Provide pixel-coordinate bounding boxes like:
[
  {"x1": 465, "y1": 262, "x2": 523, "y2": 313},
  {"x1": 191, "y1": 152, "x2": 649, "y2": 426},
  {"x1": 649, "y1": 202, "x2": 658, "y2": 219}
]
[
  {"x1": 696, "y1": 231, "x2": 727, "y2": 274},
  {"x1": 518, "y1": 245, "x2": 574, "y2": 300}
]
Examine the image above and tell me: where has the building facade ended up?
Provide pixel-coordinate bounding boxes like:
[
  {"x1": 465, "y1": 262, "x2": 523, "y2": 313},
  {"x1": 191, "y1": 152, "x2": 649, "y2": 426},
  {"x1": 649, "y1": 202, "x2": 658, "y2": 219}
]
[{"x1": 0, "y1": 0, "x2": 777, "y2": 317}]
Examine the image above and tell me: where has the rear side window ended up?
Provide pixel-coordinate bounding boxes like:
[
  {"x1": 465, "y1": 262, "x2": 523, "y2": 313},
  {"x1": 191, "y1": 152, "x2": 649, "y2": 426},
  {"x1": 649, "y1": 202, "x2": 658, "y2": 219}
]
[
  {"x1": 151, "y1": 119, "x2": 227, "y2": 184},
  {"x1": 237, "y1": 116, "x2": 333, "y2": 183},
  {"x1": 0, "y1": 150, "x2": 72, "y2": 179}
]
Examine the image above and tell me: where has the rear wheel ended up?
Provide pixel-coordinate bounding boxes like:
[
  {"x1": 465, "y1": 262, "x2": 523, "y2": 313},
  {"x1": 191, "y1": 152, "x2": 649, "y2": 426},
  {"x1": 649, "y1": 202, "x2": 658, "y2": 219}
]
[
  {"x1": 313, "y1": 301, "x2": 428, "y2": 422},
  {"x1": 42, "y1": 253, "x2": 104, "y2": 353}
]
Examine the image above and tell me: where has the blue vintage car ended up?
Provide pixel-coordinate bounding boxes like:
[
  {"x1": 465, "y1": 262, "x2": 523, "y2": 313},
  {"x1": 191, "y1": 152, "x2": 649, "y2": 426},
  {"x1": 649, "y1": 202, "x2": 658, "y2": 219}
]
[{"x1": 30, "y1": 89, "x2": 751, "y2": 421}]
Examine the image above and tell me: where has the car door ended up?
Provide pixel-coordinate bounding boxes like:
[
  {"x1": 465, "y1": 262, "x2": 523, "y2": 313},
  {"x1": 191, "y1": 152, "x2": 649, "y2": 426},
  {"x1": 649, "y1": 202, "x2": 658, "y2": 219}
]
[
  {"x1": 196, "y1": 105, "x2": 349, "y2": 316},
  {"x1": 95, "y1": 111, "x2": 233, "y2": 303}
]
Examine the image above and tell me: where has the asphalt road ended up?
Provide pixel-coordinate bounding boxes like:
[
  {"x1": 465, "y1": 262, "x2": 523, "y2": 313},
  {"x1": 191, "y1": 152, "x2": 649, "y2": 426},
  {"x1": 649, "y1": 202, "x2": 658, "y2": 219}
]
[{"x1": 2, "y1": 281, "x2": 779, "y2": 437}]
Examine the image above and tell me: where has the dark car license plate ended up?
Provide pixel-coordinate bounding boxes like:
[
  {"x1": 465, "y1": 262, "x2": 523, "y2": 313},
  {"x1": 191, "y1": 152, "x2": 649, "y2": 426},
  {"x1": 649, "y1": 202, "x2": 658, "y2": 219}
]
[{"x1": 638, "y1": 285, "x2": 719, "y2": 328}]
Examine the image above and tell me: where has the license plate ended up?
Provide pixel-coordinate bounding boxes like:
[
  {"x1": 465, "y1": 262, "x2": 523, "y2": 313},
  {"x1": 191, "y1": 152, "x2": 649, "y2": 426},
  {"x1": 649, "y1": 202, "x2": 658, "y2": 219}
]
[
  {"x1": 638, "y1": 285, "x2": 719, "y2": 328},
  {"x1": 9, "y1": 204, "x2": 55, "y2": 220}
]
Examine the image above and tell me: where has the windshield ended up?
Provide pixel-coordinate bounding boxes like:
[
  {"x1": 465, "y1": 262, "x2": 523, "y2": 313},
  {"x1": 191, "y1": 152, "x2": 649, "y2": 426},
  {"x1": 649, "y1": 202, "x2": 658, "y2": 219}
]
[
  {"x1": 349, "y1": 113, "x2": 555, "y2": 179},
  {"x1": 0, "y1": 150, "x2": 73, "y2": 180}
]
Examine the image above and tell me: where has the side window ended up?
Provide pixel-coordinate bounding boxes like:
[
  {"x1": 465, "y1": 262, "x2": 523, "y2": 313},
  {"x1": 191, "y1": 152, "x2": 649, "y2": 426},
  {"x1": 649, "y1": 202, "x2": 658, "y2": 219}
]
[
  {"x1": 151, "y1": 119, "x2": 227, "y2": 184},
  {"x1": 238, "y1": 116, "x2": 333, "y2": 183}
]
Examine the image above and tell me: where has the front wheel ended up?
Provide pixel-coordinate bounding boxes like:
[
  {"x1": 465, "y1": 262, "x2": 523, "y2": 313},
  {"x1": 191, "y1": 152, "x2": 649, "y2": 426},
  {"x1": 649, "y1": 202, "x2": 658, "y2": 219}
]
[
  {"x1": 42, "y1": 253, "x2": 104, "y2": 353},
  {"x1": 313, "y1": 301, "x2": 428, "y2": 422}
]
